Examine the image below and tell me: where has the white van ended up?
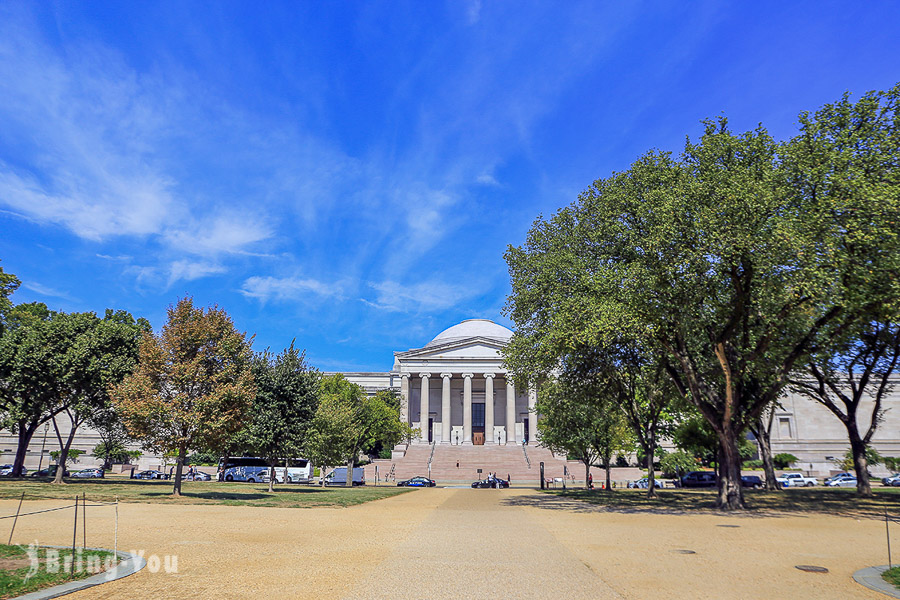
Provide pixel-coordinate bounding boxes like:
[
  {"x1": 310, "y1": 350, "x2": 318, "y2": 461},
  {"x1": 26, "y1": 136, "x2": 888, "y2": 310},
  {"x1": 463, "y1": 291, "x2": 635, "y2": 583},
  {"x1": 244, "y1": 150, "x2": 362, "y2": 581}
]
[{"x1": 324, "y1": 467, "x2": 366, "y2": 486}]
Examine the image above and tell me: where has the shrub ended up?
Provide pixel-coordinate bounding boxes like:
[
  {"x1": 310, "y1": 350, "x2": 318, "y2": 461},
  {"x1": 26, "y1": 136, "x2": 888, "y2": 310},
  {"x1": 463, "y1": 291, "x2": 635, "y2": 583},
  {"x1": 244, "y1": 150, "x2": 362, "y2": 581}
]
[
  {"x1": 885, "y1": 457, "x2": 899, "y2": 472},
  {"x1": 834, "y1": 447, "x2": 882, "y2": 471},
  {"x1": 773, "y1": 453, "x2": 799, "y2": 469},
  {"x1": 743, "y1": 459, "x2": 763, "y2": 469}
]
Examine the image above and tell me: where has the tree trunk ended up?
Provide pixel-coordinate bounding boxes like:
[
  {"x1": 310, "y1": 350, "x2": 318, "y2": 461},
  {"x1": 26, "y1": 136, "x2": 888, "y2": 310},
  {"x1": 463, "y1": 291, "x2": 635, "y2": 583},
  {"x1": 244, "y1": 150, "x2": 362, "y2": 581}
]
[
  {"x1": 848, "y1": 428, "x2": 872, "y2": 497},
  {"x1": 750, "y1": 413, "x2": 779, "y2": 491},
  {"x1": 645, "y1": 443, "x2": 656, "y2": 499},
  {"x1": 716, "y1": 427, "x2": 745, "y2": 510},
  {"x1": 584, "y1": 460, "x2": 591, "y2": 490},
  {"x1": 345, "y1": 457, "x2": 354, "y2": 488},
  {"x1": 12, "y1": 423, "x2": 38, "y2": 477},
  {"x1": 172, "y1": 445, "x2": 186, "y2": 496},
  {"x1": 52, "y1": 425, "x2": 78, "y2": 485},
  {"x1": 268, "y1": 463, "x2": 275, "y2": 493},
  {"x1": 605, "y1": 460, "x2": 612, "y2": 491},
  {"x1": 754, "y1": 418, "x2": 779, "y2": 491}
]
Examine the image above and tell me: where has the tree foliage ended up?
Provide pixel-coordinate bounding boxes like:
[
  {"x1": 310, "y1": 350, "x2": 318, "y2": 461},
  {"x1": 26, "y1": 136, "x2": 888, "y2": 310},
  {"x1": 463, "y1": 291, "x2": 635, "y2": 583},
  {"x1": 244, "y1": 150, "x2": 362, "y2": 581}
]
[
  {"x1": 305, "y1": 374, "x2": 413, "y2": 486},
  {"x1": 112, "y1": 298, "x2": 255, "y2": 496},
  {"x1": 504, "y1": 85, "x2": 900, "y2": 510},
  {"x1": 248, "y1": 342, "x2": 320, "y2": 492},
  {"x1": 789, "y1": 320, "x2": 899, "y2": 496},
  {"x1": 536, "y1": 377, "x2": 633, "y2": 490},
  {"x1": 0, "y1": 261, "x2": 20, "y2": 336}
]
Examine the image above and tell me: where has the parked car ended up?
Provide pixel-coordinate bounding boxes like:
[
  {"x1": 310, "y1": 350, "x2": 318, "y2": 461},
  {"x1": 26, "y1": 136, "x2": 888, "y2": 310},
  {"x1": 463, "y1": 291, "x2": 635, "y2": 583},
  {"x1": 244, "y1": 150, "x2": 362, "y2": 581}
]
[
  {"x1": 72, "y1": 468, "x2": 104, "y2": 479},
  {"x1": 776, "y1": 473, "x2": 818, "y2": 487},
  {"x1": 30, "y1": 466, "x2": 69, "y2": 478},
  {"x1": 741, "y1": 475, "x2": 764, "y2": 489},
  {"x1": 824, "y1": 472, "x2": 854, "y2": 485},
  {"x1": 826, "y1": 475, "x2": 858, "y2": 487},
  {"x1": 182, "y1": 471, "x2": 211, "y2": 481},
  {"x1": 680, "y1": 471, "x2": 717, "y2": 488},
  {"x1": 135, "y1": 469, "x2": 168, "y2": 480},
  {"x1": 0, "y1": 464, "x2": 27, "y2": 477},
  {"x1": 397, "y1": 476, "x2": 436, "y2": 487},
  {"x1": 628, "y1": 477, "x2": 664, "y2": 489},
  {"x1": 882, "y1": 473, "x2": 900, "y2": 486},
  {"x1": 471, "y1": 476, "x2": 509, "y2": 489}
]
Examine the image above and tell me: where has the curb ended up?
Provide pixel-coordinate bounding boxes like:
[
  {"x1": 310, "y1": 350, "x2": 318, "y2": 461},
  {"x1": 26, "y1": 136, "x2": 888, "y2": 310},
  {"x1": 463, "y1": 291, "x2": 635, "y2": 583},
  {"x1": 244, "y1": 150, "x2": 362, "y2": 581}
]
[
  {"x1": 13, "y1": 547, "x2": 146, "y2": 600},
  {"x1": 853, "y1": 566, "x2": 900, "y2": 599}
]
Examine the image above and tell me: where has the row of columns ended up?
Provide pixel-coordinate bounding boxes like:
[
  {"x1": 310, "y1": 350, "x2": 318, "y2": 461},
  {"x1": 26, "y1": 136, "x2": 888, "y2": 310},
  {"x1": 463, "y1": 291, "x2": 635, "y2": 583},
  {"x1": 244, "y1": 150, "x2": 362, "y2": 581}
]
[{"x1": 401, "y1": 373, "x2": 537, "y2": 444}]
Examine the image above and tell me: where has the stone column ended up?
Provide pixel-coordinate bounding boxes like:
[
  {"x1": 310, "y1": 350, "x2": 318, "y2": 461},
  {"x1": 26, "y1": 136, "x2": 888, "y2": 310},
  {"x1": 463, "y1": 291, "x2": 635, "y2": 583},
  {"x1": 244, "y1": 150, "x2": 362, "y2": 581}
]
[
  {"x1": 400, "y1": 374, "x2": 410, "y2": 425},
  {"x1": 506, "y1": 379, "x2": 516, "y2": 445},
  {"x1": 484, "y1": 373, "x2": 495, "y2": 444},
  {"x1": 441, "y1": 373, "x2": 452, "y2": 443},
  {"x1": 419, "y1": 373, "x2": 431, "y2": 443},
  {"x1": 462, "y1": 373, "x2": 473, "y2": 444},
  {"x1": 528, "y1": 386, "x2": 538, "y2": 445}
]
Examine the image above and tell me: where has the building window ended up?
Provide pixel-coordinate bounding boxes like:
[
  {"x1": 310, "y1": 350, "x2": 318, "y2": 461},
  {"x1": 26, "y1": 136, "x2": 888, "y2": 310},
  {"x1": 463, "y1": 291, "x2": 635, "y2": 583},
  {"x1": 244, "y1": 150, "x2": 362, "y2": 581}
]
[{"x1": 778, "y1": 417, "x2": 792, "y2": 439}]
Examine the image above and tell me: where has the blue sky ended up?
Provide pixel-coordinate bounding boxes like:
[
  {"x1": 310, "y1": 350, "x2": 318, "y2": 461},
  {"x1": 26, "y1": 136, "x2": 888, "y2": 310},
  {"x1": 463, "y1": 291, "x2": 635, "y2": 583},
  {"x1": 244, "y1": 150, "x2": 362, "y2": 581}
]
[{"x1": 1, "y1": 2, "x2": 899, "y2": 371}]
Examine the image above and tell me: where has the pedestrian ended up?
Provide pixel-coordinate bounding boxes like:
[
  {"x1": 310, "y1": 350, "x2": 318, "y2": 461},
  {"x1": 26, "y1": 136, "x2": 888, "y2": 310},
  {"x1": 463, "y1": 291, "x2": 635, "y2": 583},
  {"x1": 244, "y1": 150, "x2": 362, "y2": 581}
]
[
  {"x1": 588, "y1": 473, "x2": 593, "y2": 489},
  {"x1": 456, "y1": 461, "x2": 459, "y2": 469}
]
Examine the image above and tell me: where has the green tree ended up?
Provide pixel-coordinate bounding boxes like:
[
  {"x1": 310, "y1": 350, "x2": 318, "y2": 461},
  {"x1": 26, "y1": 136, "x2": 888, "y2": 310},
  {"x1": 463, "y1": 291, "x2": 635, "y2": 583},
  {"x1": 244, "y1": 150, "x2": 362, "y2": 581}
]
[
  {"x1": 789, "y1": 321, "x2": 899, "y2": 496},
  {"x1": 504, "y1": 85, "x2": 900, "y2": 510},
  {"x1": 305, "y1": 375, "x2": 413, "y2": 487},
  {"x1": 536, "y1": 377, "x2": 633, "y2": 490},
  {"x1": 111, "y1": 298, "x2": 255, "y2": 496},
  {"x1": 0, "y1": 263, "x2": 21, "y2": 336},
  {"x1": 49, "y1": 310, "x2": 149, "y2": 484},
  {"x1": 0, "y1": 308, "x2": 74, "y2": 476},
  {"x1": 91, "y1": 441, "x2": 141, "y2": 470},
  {"x1": 659, "y1": 451, "x2": 696, "y2": 479},
  {"x1": 248, "y1": 342, "x2": 320, "y2": 492}
]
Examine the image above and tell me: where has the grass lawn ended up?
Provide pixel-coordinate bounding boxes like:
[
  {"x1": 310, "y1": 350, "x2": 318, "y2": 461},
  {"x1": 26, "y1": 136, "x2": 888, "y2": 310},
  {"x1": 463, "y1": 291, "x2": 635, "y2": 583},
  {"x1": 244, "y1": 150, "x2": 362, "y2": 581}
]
[
  {"x1": 0, "y1": 543, "x2": 116, "y2": 599},
  {"x1": 883, "y1": 566, "x2": 900, "y2": 588},
  {"x1": 0, "y1": 478, "x2": 412, "y2": 509},
  {"x1": 547, "y1": 486, "x2": 900, "y2": 518}
]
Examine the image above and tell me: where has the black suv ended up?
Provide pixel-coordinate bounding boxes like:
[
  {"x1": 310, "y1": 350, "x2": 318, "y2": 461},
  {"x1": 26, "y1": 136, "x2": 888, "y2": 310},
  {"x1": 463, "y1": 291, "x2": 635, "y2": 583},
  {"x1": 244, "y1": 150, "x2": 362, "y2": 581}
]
[{"x1": 681, "y1": 471, "x2": 717, "y2": 488}]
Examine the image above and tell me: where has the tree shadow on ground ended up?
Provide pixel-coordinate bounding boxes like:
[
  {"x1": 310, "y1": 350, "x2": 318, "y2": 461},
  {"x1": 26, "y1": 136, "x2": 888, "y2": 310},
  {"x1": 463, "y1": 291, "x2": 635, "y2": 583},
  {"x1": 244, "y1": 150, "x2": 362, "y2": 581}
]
[{"x1": 503, "y1": 488, "x2": 900, "y2": 520}]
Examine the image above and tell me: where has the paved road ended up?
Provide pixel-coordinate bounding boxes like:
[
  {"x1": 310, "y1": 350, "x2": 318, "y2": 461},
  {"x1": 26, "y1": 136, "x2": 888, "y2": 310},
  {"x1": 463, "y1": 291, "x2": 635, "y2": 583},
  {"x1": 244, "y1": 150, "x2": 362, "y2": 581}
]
[
  {"x1": 344, "y1": 488, "x2": 622, "y2": 599},
  {"x1": 0, "y1": 488, "x2": 888, "y2": 599}
]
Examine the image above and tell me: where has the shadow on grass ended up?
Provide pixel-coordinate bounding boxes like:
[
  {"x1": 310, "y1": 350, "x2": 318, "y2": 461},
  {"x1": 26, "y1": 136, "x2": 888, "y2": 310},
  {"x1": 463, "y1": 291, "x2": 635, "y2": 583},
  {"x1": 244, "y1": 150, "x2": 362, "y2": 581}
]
[{"x1": 504, "y1": 487, "x2": 900, "y2": 520}]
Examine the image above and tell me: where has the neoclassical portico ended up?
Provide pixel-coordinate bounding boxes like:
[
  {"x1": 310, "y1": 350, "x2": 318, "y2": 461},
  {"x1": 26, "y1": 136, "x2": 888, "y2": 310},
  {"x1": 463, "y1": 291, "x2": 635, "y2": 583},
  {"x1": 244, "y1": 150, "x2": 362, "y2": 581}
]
[{"x1": 391, "y1": 320, "x2": 537, "y2": 445}]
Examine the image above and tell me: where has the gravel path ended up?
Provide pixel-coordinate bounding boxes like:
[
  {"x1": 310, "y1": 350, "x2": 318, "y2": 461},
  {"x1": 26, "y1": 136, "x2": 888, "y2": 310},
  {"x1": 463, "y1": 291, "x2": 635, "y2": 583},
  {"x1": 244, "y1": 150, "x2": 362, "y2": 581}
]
[{"x1": 0, "y1": 488, "x2": 890, "y2": 599}]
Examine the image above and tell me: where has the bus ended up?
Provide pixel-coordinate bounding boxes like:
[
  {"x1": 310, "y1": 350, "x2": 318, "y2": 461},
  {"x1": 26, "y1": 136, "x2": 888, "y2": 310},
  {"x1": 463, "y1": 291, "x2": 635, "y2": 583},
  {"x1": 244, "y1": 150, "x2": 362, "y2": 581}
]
[
  {"x1": 270, "y1": 459, "x2": 314, "y2": 484},
  {"x1": 219, "y1": 457, "x2": 269, "y2": 482},
  {"x1": 219, "y1": 457, "x2": 313, "y2": 483}
]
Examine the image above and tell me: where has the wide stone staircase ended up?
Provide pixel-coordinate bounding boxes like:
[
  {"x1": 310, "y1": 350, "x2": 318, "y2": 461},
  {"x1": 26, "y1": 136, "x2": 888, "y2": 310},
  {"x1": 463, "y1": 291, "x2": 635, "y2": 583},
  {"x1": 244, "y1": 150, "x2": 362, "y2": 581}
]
[{"x1": 364, "y1": 443, "x2": 577, "y2": 485}]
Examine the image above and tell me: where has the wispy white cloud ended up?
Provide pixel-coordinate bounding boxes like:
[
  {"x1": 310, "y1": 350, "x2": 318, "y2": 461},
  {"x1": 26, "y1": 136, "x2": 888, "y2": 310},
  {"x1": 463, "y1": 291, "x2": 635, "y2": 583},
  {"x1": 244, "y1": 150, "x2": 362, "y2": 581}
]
[
  {"x1": 21, "y1": 281, "x2": 73, "y2": 301},
  {"x1": 240, "y1": 275, "x2": 344, "y2": 303},
  {"x1": 164, "y1": 215, "x2": 274, "y2": 257},
  {"x1": 167, "y1": 260, "x2": 227, "y2": 286},
  {"x1": 365, "y1": 280, "x2": 481, "y2": 313}
]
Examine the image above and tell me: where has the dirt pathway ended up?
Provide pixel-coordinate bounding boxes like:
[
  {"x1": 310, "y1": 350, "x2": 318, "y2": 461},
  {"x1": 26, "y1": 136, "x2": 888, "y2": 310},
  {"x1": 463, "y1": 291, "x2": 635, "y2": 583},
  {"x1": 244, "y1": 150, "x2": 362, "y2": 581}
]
[{"x1": 0, "y1": 489, "x2": 890, "y2": 599}]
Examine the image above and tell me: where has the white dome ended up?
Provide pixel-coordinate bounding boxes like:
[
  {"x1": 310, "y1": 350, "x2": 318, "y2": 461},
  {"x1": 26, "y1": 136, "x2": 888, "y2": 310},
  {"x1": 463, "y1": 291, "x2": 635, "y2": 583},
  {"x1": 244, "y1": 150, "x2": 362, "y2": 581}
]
[{"x1": 425, "y1": 319, "x2": 513, "y2": 347}]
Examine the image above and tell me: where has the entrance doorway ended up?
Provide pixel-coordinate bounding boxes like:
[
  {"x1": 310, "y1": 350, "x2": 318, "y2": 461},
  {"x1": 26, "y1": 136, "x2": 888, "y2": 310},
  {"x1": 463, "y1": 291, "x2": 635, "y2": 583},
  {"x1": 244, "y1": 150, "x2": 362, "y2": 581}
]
[
  {"x1": 523, "y1": 417, "x2": 530, "y2": 444},
  {"x1": 428, "y1": 417, "x2": 433, "y2": 443},
  {"x1": 472, "y1": 403, "x2": 485, "y2": 445}
]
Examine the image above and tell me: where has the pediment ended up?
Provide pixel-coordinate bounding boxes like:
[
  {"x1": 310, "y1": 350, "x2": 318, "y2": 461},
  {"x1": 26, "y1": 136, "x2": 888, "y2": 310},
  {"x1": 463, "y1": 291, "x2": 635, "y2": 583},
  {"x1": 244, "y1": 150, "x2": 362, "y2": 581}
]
[{"x1": 396, "y1": 336, "x2": 506, "y2": 360}]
